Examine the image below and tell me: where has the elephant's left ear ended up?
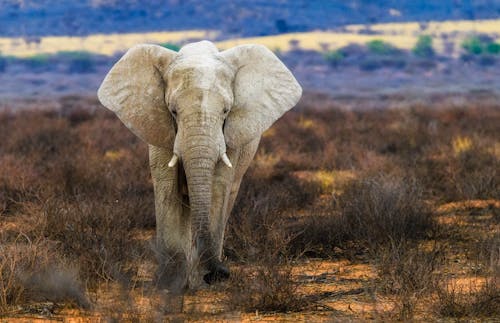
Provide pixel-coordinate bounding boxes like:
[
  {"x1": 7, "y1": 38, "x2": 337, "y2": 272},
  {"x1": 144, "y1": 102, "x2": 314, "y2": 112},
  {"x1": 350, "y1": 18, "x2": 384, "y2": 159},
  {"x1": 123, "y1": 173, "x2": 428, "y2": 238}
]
[{"x1": 219, "y1": 45, "x2": 302, "y2": 149}]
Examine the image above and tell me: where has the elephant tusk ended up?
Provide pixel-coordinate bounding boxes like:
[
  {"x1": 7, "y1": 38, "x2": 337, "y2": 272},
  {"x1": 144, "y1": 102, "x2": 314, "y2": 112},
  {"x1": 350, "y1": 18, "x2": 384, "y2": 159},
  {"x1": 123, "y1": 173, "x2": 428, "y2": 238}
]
[
  {"x1": 168, "y1": 154, "x2": 179, "y2": 168},
  {"x1": 221, "y1": 153, "x2": 233, "y2": 168}
]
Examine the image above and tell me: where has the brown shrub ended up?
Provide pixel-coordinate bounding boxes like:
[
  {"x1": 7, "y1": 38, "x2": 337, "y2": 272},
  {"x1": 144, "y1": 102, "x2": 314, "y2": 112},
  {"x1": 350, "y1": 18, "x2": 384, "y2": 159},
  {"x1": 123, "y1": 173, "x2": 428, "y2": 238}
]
[
  {"x1": 289, "y1": 174, "x2": 437, "y2": 258},
  {"x1": 339, "y1": 175, "x2": 436, "y2": 245},
  {"x1": 225, "y1": 166, "x2": 320, "y2": 262},
  {"x1": 435, "y1": 276, "x2": 500, "y2": 318},
  {"x1": 374, "y1": 241, "x2": 444, "y2": 320},
  {"x1": 225, "y1": 260, "x2": 306, "y2": 313},
  {"x1": 0, "y1": 235, "x2": 89, "y2": 314},
  {"x1": 40, "y1": 197, "x2": 148, "y2": 286}
]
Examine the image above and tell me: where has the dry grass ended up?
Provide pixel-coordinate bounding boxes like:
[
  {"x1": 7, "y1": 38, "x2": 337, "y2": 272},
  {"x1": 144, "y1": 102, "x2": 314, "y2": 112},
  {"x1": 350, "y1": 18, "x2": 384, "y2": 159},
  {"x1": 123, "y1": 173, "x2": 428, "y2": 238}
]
[
  {"x1": 435, "y1": 274, "x2": 499, "y2": 318},
  {"x1": 0, "y1": 95, "x2": 499, "y2": 320}
]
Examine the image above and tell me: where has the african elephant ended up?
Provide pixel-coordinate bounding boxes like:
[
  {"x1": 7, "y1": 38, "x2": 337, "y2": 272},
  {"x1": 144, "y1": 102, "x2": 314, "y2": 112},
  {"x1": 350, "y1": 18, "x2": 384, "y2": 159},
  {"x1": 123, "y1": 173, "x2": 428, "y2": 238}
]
[{"x1": 97, "y1": 41, "x2": 302, "y2": 287}]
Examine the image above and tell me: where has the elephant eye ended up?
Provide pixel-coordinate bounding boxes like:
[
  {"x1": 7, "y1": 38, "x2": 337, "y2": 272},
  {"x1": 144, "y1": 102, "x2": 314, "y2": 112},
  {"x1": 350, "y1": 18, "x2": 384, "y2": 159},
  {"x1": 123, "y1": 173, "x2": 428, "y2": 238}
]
[
  {"x1": 223, "y1": 107, "x2": 229, "y2": 114},
  {"x1": 171, "y1": 109, "x2": 177, "y2": 117}
]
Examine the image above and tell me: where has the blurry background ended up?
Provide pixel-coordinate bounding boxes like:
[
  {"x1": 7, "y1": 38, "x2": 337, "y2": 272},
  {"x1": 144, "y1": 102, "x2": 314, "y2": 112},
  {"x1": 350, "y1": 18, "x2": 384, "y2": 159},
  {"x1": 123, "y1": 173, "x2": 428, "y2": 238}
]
[{"x1": 1, "y1": 0, "x2": 500, "y2": 108}]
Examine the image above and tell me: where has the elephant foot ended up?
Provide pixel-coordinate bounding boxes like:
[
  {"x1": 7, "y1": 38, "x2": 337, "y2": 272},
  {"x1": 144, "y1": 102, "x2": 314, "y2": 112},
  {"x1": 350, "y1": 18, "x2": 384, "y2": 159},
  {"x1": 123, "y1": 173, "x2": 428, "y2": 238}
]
[{"x1": 203, "y1": 261, "x2": 230, "y2": 284}]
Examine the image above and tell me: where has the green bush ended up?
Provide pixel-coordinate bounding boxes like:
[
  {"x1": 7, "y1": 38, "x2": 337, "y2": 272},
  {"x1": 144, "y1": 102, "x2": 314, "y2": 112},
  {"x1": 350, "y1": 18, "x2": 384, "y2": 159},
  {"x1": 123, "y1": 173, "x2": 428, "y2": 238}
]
[
  {"x1": 366, "y1": 39, "x2": 397, "y2": 55},
  {"x1": 462, "y1": 36, "x2": 500, "y2": 56},
  {"x1": 413, "y1": 35, "x2": 435, "y2": 58},
  {"x1": 323, "y1": 50, "x2": 344, "y2": 67},
  {"x1": 462, "y1": 36, "x2": 485, "y2": 55},
  {"x1": 486, "y1": 42, "x2": 500, "y2": 54},
  {"x1": 160, "y1": 43, "x2": 181, "y2": 52}
]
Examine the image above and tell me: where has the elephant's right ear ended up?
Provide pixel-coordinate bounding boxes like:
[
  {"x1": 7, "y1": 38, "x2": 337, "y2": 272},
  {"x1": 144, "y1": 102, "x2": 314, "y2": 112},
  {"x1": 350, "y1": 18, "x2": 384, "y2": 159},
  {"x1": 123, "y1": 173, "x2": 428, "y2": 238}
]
[{"x1": 98, "y1": 44, "x2": 178, "y2": 148}]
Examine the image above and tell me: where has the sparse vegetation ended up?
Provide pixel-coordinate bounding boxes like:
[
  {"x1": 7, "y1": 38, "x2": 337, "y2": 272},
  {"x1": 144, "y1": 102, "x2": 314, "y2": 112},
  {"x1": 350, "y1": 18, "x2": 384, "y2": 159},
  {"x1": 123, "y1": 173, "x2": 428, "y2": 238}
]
[
  {"x1": 226, "y1": 261, "x2": 306, "y2": 313},
  {"x1": 435, "y1": 276, "x2": 500, "y2": 318},
  {"x1": 21, "y1": 53, "x2": 53, "y2": 72},
  {"x1": 461, "y1": 35, "x2": 500, "y2": 56},
  {"x1": 323, "y1": 50, "x2": 344, "y2": 67},
  {"x1": 413, "y1": 35, "x2": 435, "y2": 58},
  {"x1": 56, "y1": 51, "x2": 96, "y2": 73},
  {"x1": 461, "y1": 35, "x2": 500, "y2": 66},
  {"x1": 366, "y1": 39, "x2": 398, "y2": 55},
  {"x1": 0, "y1": 95, "x2": 499, "y2": 320}
]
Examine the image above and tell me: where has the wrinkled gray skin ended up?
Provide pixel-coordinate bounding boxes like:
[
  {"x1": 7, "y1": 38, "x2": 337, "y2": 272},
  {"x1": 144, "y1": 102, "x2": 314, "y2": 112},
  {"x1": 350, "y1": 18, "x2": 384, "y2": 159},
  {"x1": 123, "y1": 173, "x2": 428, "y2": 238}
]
[{"x1": 98, "y1": 41, "x2": 302, "y2": 287}]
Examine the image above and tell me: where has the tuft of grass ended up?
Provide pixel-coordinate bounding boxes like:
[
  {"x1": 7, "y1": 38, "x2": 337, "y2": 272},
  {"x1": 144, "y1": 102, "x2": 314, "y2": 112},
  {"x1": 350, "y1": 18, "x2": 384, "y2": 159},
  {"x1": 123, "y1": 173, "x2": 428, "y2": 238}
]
[
  {"x1": 374, "y1": 241, "x2": 444, "y2": 320},
  {"x1": 225, "y1": 260, "x2": 307, "y2": 313},
  {"x1": 435, "y1": 276, "x2": 500, "y2": 318}
]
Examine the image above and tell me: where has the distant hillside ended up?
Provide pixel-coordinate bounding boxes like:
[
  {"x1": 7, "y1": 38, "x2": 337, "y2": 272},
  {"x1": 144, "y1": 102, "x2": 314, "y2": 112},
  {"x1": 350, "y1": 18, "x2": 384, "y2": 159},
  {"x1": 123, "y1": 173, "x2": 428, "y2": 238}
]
[{"x1": 1, "y1": 0, "x2": 500, "y2": 37}]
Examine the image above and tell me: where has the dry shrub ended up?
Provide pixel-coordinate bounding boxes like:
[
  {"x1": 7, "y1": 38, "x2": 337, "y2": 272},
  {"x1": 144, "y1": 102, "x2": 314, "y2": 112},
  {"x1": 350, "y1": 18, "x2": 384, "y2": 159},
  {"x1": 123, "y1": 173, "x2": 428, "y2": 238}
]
[
  {"x1": 0, "y1": 235, "x2": 89, "y2": 314},
  {"x1": 288, "y1": 174, "x2": 442, "y2": 319},
  {"x1": 223, "y1": 167, "x2": 316, "y2": 313},
  {"x1": 469, "y1": 233, "x2": 500, "y2": 276},
  {"x1": 411, "y1": 106, "x2": 500, "y2": 201},
  {"x1": 374, "y1": 241, "x2": 444, "y2": 320},
  {"x1": 226, "y1": 260, "x2": 306, "y2": 313},
  {"x1": 259, "y1": 108, "x2": 363, "y2": 171},
  {"x1": 450, "y1": 147, "x2": 499, "y2": 201},
  {"x1": 336, "y1": 175, "x2": 441, "y2": 319},
  {"x1": 225, "y1": 167, "x2": 319, "y2": 262},
  {"x1": 40, "y1": 197, "x2": 147, "y2": 286},
  {"x1": 223, "y1": 188, "x2": 309, "y2": 313},
  {"x1": 435, "y1": 276, "x2": 500, "y2": 318},
  {"x1": 0, "y1": 108, "x2": 154, "y2": 294},
  {"x1": 339, "y1": 175, "x2": 436, "y2": 246},
  {"x1": 290, "y1": 174, "x2": 437, "y2": 258}
]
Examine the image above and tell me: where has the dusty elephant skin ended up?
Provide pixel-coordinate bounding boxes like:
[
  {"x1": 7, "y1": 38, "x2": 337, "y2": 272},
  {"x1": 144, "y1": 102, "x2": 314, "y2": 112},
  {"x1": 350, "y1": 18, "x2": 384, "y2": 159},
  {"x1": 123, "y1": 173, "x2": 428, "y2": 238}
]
[{"x1": 97, "y1": 40, "x2": 302, "y2": 288}]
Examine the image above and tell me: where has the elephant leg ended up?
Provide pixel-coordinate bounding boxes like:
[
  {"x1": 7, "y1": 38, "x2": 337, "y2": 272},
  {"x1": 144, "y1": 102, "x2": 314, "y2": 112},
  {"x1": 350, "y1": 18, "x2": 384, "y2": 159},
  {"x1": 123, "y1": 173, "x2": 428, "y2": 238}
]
[
  {"x1": 225, "y1": 137, "x2": 261, "y2": 217},
  {"x1": 149, "y1": 145, "x2": 191, "y2": 261},
  {"x1": 205, "y1": 138, "x2": 260, "y2": 285},
  {"x1": 208, "y1": 138, "x2": 261, "y2": 275},
  {"x1": 204, "y1": 150, "x2": 235, "y2": 283}
]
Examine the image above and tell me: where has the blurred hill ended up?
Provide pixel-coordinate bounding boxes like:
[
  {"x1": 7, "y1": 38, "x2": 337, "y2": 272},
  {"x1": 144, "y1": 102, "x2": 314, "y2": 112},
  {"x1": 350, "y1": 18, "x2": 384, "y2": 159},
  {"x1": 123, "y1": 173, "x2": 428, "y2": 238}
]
[{"x1": 1, "y1": 0, "x2": 500, "y2": 37}]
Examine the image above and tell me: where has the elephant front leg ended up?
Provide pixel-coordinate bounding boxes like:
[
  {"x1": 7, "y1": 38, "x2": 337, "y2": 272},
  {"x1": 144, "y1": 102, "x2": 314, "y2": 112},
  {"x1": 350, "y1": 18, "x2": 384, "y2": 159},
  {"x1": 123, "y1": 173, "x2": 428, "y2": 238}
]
[
  {"x1": 203, "y1": 149, "x2": 239, "y2": 284},
  {"x1": 205, "y1": 139, "x2": 260, "y2": 284},
  {"x1": 149, "y1": 145, "x2": 193, "y2": 287}
]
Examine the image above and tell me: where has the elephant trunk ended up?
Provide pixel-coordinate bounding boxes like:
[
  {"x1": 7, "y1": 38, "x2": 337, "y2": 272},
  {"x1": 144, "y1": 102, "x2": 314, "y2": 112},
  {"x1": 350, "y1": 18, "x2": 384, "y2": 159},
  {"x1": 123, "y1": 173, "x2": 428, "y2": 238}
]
[{"x1": 182, "y1": 138, "x2": 218, "y2": 269}]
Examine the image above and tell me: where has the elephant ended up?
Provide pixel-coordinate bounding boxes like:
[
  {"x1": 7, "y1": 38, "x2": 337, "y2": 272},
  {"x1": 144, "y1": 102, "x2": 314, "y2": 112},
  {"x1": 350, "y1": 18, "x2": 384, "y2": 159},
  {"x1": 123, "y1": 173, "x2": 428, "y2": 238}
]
[{"x1": 97, "y1": 40, "x2": 302, "y2": 287}]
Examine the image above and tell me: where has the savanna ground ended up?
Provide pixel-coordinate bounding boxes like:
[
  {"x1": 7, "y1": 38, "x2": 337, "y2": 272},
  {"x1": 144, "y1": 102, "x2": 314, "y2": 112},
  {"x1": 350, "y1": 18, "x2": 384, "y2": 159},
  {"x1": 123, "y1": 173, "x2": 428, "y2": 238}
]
[{"x1": 0, "y1": 93, "x2": 499, "y2": 322}]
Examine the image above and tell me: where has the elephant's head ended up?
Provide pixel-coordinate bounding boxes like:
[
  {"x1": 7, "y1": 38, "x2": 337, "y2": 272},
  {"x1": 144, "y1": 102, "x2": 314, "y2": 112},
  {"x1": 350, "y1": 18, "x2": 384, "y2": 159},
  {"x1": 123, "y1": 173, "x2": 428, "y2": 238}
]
[{"x1": 97, "y1": 41, "x2": 301, "y2": 278}]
